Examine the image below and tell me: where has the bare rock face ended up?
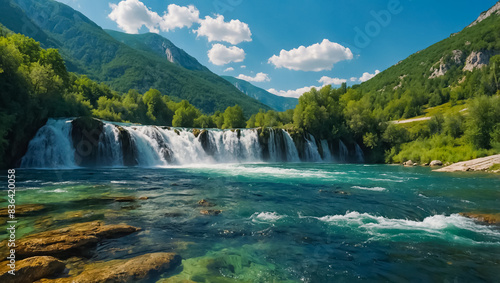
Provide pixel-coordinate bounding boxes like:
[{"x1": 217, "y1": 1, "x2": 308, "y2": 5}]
[
  {"x1": 15, "y1": 221, "x2": 140, "y2": 259},
  {"x1": 40, "y1": 253, "x2": 181, "y2": 283},
  {"x1": 429, "y1": 50, "x2": 463, "y2": 79},
  {"x1": 463, "y1": 50, "x2": 495, "y2": 72},
  {"x1": 0, "y1": 256, "x2": 65, "y2": 283},
  {"x1": 467, "y1": 2, "x2": 500, "y2": 28}
]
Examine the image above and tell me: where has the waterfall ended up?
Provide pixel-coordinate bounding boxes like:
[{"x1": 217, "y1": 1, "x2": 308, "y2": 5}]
[
  {"x1": 355, "y1": 143, "x2": 365, "y2": 163},
  {"x1": 339, "y1": 140, "x2": 348, "y2": 162},
  {"x1": 21, "y1": 118, "x2": 360, "y2": 168},
  {"x1": 98, "y1": 124, "x2": 123, "y2": 166},
  {"x1": 304, "y1": 134, "x2": 322, "y2": 162},
  {"x1": 283, "y1": 130, "x2": 300, "y2": 162},
  {"x1": 320, "y1": 140, "x2": 334, "y2": 162},
  {"x1": 21, "y1": 119, "x2": 76, "y2": 168}
]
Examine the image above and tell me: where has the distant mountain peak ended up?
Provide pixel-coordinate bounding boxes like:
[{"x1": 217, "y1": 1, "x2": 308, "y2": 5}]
[
  {"x1": 105, "y1": 29, "x2": 208, "y2": 72},
  {"x1": 467, "y1": 1, "x2": 500, "y2": 28}
]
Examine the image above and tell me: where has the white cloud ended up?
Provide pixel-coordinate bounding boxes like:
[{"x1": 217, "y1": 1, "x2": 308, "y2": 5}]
[
  {"x1": 359, "y1": 70, "x2": 380, "y2": 82},
  {"x1": 268, "y1": 39, "x2": 353, "y2": 72},
  {"x1": 109, "y1": 0, "x2": 162, "y2": 34},
  {"x1": 268, "y1": 85, "x2": 320, "y2": 98},
  {"x1": 194, "y1": 15, "x2": 252, "y2": 45},
  {"x1": 160, "y1": 4, "x2": 200, "y2": 31},
  {"x1": 109, "y1": 1, "x2": 200, "y2": 34},
  {"x1": 318, "y1": 76, "x2": 347, "y2": 86},
  {"x1": 350, "y1": 77, "x2": 358, "y2": 82},
  {"x1": 240, "y1": 65, "x2": 246, "y2": 69},
  {"x1": 208, "y1": 44, "x2": 245, "y2": 66},
  {"x1": 223, "y1": 67, "x2": 234, "y2": 72},
  {"x1": 237, "y1": 72, "x2": 270, "y2": 82}
]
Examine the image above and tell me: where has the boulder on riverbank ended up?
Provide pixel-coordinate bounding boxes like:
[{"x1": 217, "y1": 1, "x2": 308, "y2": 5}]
[
  {"x1": 0, "y1": 256, "x2": 65, "y2": 283},
  {"x1": 15, "y1": 221, "x2": 140, "y2": 259},
  {"x1": 430, "y1": 160, "x2": 443, "y2": 166},
  {"x1": 434, "y1": 154, "x2": 500, "y2": 172},
  {"x1": 39, "y1": 253, "x2": 181, "y2": 283},
  {"x1": 403, "y1": 160, "x2": 416, "y2": 166}
]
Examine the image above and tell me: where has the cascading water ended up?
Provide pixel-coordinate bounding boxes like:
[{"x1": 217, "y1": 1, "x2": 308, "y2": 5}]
[
  {"x1": 20, "y1": 119, "x2": 364, "y2": 167},
  {"x1": 283, "y1": 131, "x2": 300, "y2": 162},
  {"x1": 98, "y1": 124, "x2": 123, "y2": 166},
  {"x1": 320, "y1": 140, "x2": 334, "y2": 162},
  {"x1": 21, "y1": 119, "x2": 76, "y2": 168},
  {"x1": 339, "y1": 140, "x2": 348, "y2": 162},
  {"x1": 304, "y1": 134, "x2": 322, "y2": 162},
  {"x1": 355, "y1": 143, "x2": 365, "y2": 163}
]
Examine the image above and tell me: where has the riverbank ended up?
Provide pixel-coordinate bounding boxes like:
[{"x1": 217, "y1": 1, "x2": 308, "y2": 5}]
[{"x1": 434, "y1": 154, "x2": 500, "y2": 172}]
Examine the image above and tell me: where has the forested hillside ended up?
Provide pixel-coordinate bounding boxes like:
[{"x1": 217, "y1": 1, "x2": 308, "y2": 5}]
[{"x1": 0, "y1": 0, "x2": 270, "y2": 115}]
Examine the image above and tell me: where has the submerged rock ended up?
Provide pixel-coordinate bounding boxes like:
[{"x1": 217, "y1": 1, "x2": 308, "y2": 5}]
[
  {"x1": 0, "y1": 256, "x2": 65, "y2": 283},
  {"x1": 113, "y1": 196, "x2": 137, "y2": 202},
  {"x1": 15, "y1": 221, "x2": 140, "y2": 259},
  {"x1": 45, "y1": 253, "x2": 181, "y2": 283},
  {"x1": 200, "y1": 210, "x2": 222, "y2": 216},
  {"x1": 0, "y1": 203, "x2": 44, "y2": 216},
  {"x1": 197, "y1": 199, "x2": 216, "y2": 207},
  {"x1": 460, "y1": 212, "x2": 500, "y2": 224}
]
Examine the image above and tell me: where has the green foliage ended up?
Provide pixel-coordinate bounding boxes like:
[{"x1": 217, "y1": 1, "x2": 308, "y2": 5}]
[
  {"x1": 465, "y1": 95, "x2": 500, "y2": 149},
  {"x1": 222, "y1": 105, "x2": 246, "y2": 129}
]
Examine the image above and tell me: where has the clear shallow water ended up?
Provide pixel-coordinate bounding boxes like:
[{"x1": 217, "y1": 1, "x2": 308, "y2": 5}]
[{"x1": 5, "y1": 164, "x2": 500, "y2": 282}]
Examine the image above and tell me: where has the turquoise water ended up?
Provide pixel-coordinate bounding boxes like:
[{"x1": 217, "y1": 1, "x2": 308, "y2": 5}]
[{"x1": 8, "y1": 164, "x2": 500, "y2": 282}]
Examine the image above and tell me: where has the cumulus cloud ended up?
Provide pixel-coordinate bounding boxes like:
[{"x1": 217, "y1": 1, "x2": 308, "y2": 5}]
[
  {"x1": 350, "y1": 77, "x2": 358, "y2": 82},
  {"x1": 240, "y1": 65, "x2": 246, "y2": 69},
  {"x1": 208, "y1": 44, "x2": 245, "y2": 66},
  {"x1": 358, "y1": 70, "x2": 380, "y2": 82},
  {"x1": 318, "y1": 76, "x2": 347, "y2": 86},
  {"x1": 109, "y1": 0, "x2": 162, "y2": 34},
  {"x1": 268, "y1": 85, "x2": 320, "y2": 98},
  {"x1": 194, "y1": 15, "x2": 252, "y2": 45},
  {"x1": 268, "y1": 39, "x2": 353, "y2": 72},
  {"x1": 109, "y1": 1, "x2": 200, "y2": 34},
  {"x1": 224, "y1": 67, "x2": 235, "y2": 72},
  {"x1": 237, "y1": 72, "x2": 270, "y2": 82},
  {"x1": 160, "y1": 4, "x2": 200, "y2": 31}
]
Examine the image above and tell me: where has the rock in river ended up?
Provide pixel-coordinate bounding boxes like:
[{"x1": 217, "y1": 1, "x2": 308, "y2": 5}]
[
  {"x1": 40, "y1": 253, "x2": 181, "y2": 283},
  {"x1": 15, "y1": 221, "x2": 140, "y2": 259},
  {"x1": 0, "y1": 204, "x2": 44, "y2": 217},
  {"x1": 0, "y1": 256, "x2": 65, "y2": 283}
]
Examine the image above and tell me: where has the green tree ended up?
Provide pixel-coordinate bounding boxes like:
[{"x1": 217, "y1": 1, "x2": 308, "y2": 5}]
[{"x1": 222, "y1": 105, "x2": 246, "y2": 129}]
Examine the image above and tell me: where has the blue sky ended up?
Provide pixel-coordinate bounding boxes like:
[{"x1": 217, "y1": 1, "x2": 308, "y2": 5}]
[{"x1": 59, "y1": 0, "x2": 497, "y2": 97}]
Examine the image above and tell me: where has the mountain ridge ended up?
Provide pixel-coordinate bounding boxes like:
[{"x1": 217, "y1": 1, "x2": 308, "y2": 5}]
[{"x1": 222, "y1": 76, "x2": 298, "y2": 112}]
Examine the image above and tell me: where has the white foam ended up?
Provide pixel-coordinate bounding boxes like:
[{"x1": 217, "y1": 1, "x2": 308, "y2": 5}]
[
  {"x1": 251, "y1": 212, "x2": 286, "y2": 222},
  {"x1": 315, "y1": 211, "x2": 500, "y2": 242},
  {"x1": 111, "y1": 181, "x2": 128, "y2": 184},
  {"x1": 352, "y1": 186, "x2": 386, "y2": 192}
]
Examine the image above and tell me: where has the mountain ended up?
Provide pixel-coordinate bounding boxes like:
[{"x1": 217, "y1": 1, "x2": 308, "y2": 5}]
[
  {"x1": 105, "y1": 29, "x2": 208, "y2": 72},
  {"x1": 356, "y1": 1, "x2": 500, "y2": 119},
  {"x1": 0, "y1": 0, "x2": 271, "y2": 115},
  {"x1": 222, "y1": 76, "x2": 298, "y2": 111}
]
